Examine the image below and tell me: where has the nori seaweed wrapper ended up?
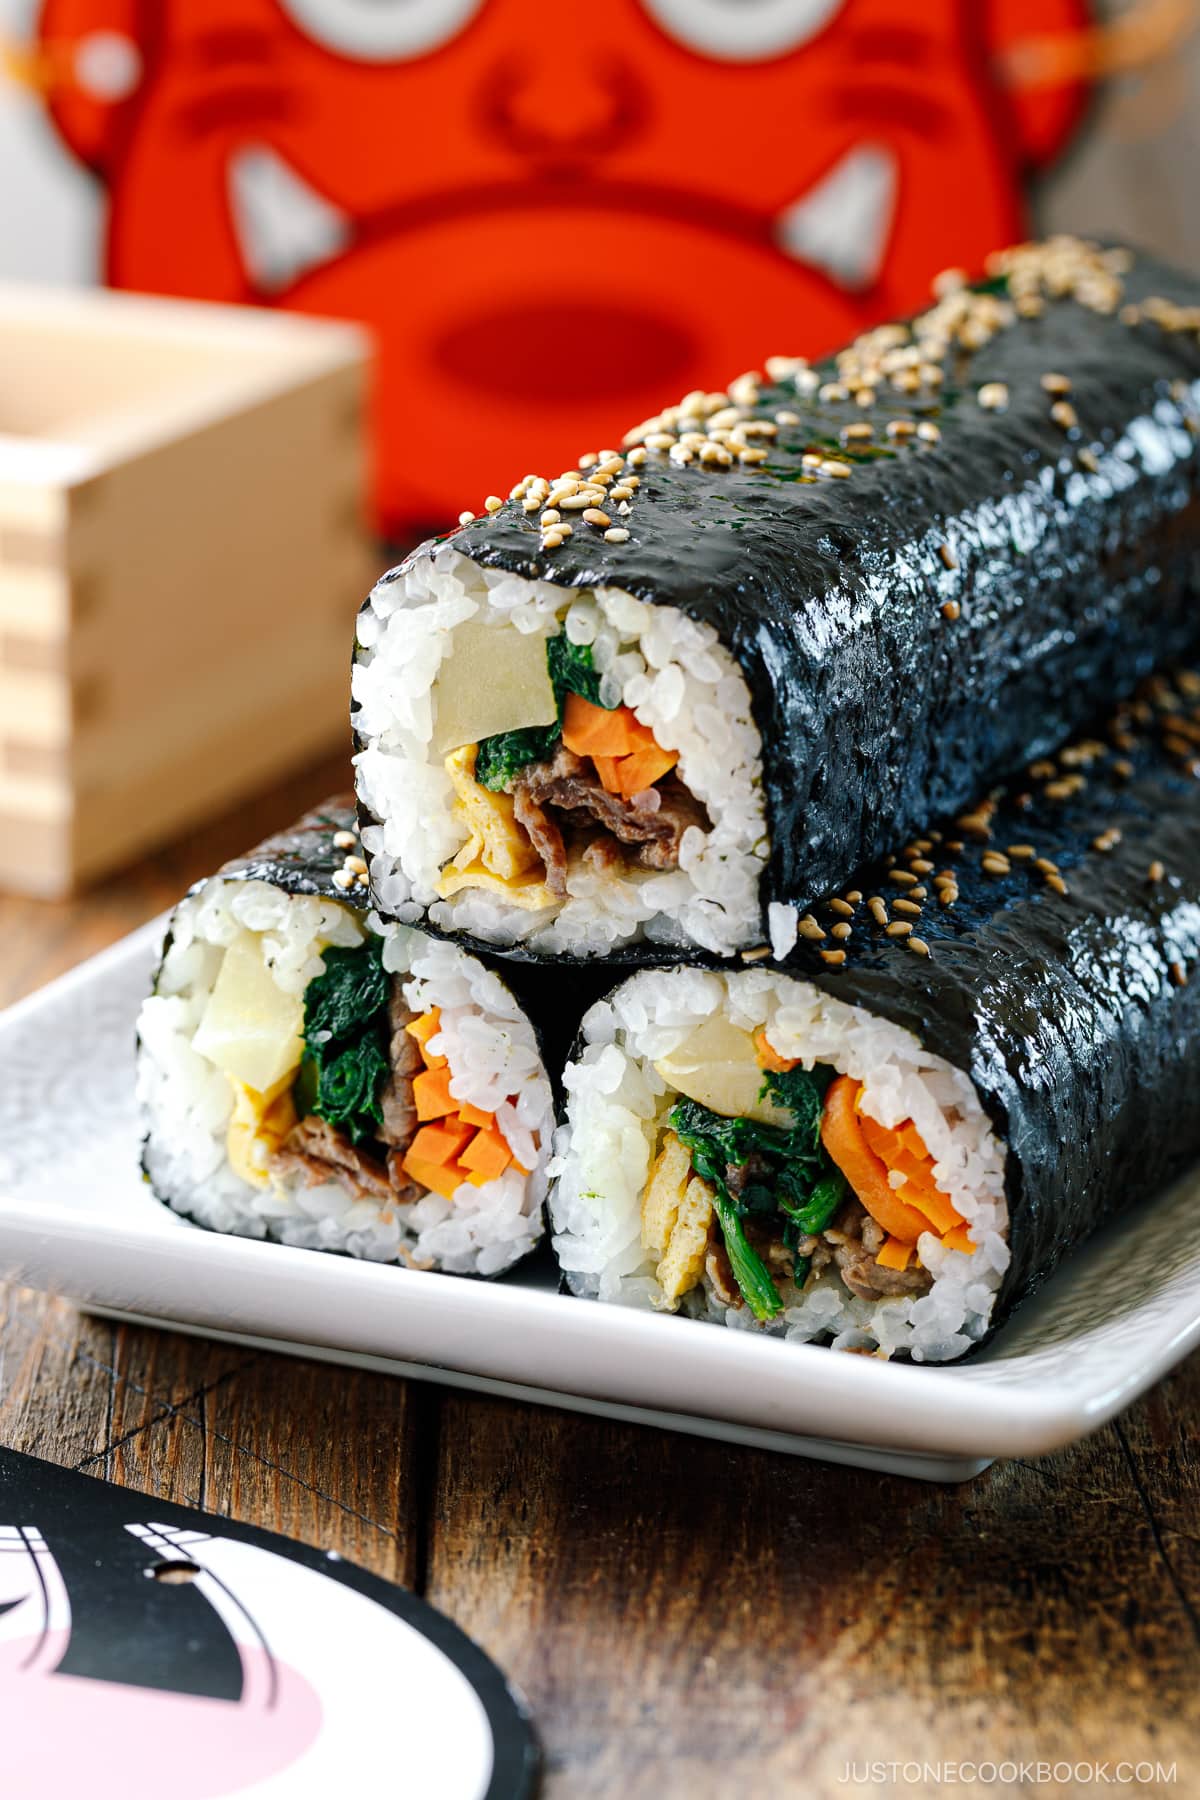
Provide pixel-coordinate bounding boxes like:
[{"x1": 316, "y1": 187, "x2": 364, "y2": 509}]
[
  {"x1": 358, "y1": 240, "x2": 1200, "y2": 960},
  {"x1": 776, "y1": 666, "x2": 1200, "y2": 1337}
]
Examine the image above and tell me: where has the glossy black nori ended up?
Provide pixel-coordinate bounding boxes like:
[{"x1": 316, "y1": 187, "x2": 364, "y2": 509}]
[
  {"x1": 357, "y1": 247, "x2": 1200, "y2": 961},
  {"x1": 784, "y1": 674, "x2": 1200, "y2": 1337},
  {"x1": 565, "y1": 672, "x2": 1200, "y2": 1345}
]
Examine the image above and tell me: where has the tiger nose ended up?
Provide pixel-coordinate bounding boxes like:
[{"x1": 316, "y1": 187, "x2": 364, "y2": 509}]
[{"x1": 479, "y1": 50, "x2": 649, "y2": 159}]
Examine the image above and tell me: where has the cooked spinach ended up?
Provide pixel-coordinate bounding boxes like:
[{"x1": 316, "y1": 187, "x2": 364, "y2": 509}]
[
  {"x1": 668, "y1": 1061, "x2": 845, "y2": 1320},
  {"x1": 300, "y1": 940, "x2": 392, "y2": 1144},
  {"x1": 474, "y1": 633, "x2": 614, "y2": 791}
]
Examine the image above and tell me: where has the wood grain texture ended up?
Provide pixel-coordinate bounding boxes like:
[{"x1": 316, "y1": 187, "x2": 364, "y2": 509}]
[{"x1": 1, "y1": 764, "x2": 1199, "y2": 1797}]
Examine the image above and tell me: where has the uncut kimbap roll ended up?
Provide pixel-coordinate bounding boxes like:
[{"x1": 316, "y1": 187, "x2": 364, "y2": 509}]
[
  {"x1": 136, "y1": 801, "x2": 555, "y2": 1277},
  {"x1": 549, "y1": 669, "x2": 1200, "y2": 1361},
  {"x1": 354, "y1": 237, "x2": 1200, "y2": 964}
]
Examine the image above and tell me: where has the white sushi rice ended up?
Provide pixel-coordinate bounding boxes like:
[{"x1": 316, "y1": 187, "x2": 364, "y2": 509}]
[
  {"x1": 352, "y1": 544, "x2": 769, "y2": 958},
  {"x1": 136, "y1": 880, "x2": 554, "y2": 1276},
  {"x1": 550, "y1": 967, "x2": 1011, "y2": 1361}
]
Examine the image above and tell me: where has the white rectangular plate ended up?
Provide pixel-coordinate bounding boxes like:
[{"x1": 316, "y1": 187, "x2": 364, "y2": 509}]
[{"x1": 1, "y1": 922, "x2": 1198, "y2": 1484}]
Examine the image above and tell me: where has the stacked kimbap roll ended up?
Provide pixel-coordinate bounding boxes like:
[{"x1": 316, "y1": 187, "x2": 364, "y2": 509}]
[
  {"x1": 137, "y1": 802, "x2": 555, "y2": 1276},
  {"x1": 550, "y1": 669, "x2": 1200, "y2": 1358},
  {"x1": 353, "y1": 237, "x2": 1200, "y2": 962},
  {"x1": 139, "y1": 237, "x2": 1200, "y2": 1356}
]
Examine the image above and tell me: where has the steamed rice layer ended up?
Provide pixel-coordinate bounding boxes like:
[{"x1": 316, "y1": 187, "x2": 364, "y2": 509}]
[
  {"x1": 137, "y1": 880, "x2": 553, "y2": 1276},
  {"x1": 550, "y1": 967, "x2": 1011, "y2": 1361},
  {"x1": 352, "y1": 545, "x2": 769, "y2": 957}
]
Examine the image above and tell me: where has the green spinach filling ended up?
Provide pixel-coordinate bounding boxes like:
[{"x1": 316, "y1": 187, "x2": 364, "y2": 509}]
[
  {"x1": 474, "y1": 634, "x2": 616, "y2": 792},
  {"x1": 668, "y1": 1064, "x2": 846, "y2": 1323},
  {"x1": 295, "y1": 938, "x2": 392, "y2": 1145}
]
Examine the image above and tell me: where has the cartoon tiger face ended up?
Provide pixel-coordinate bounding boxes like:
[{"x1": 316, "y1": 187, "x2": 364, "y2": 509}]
[{"x1": 38, "y1": 0, "x2": 1090, "y2": 533}]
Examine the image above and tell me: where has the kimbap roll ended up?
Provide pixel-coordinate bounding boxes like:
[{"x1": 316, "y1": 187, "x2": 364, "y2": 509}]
[
  {"x1": 137, "y1": 801, "x2": 555, "y2": 1276},
  {"x1": 549, "y1": 668, "x2": 1200, "y2": 1360},
  {"x1": 354, "y1": 237, "x2": 1200, "y2": 963}
]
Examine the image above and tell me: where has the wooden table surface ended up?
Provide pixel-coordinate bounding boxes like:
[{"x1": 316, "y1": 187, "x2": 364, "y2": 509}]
[{"x1": 1, "y1": 760, "x2": 1197, "y2": 1799}]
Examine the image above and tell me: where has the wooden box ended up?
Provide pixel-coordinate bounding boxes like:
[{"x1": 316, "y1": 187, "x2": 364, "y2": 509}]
[{"x1": 0, "y1": 284, "x2": 375, "y2": 896}]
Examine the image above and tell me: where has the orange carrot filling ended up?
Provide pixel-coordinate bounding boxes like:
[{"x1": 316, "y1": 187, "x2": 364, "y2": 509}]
[
  {"x1": 561, "y1": 693, "x2": 679, "y2": 798},
  {"x1": 401, "y1": 1009, "x2": 531, "y2": 1199},
  {"x1": 819, "y1": 1074, "x2": 974, "y2": 1260}
]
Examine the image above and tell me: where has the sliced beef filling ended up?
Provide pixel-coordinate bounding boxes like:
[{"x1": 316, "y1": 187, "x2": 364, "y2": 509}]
[
  {"x1": 820, "y1": 1200, "x2": 933, "y2": 1301},
  {"x1": 511, "y1": 745, "x2": 708, "y2": 887},
  {"x1": 272, "y1": 977, "x2": 423, "y2": 1205}
]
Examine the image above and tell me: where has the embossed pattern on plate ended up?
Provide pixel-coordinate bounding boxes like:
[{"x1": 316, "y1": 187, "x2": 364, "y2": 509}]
[{"x1": 0, "y1": 921, "x2": 1198, "y2": 1476}]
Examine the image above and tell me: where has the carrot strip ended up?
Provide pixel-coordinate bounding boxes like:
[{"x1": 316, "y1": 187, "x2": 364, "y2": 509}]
[
  {"x1": 400, "y1": 1153, "x2": 465, "y2": 1203},
  {"x1": 458, "y1": 1125, "x2": 514, "y2": 1183},
  {"x1": 820, "y1": 1076, "x2": 931, "y2": 1244},
  {"x1": 405, "y1": 1007, "x2": 442, "y2": 1045},
  {"x1": 942, "y1": 1223, "x2": 977, "y2": 1255},
  {"x1": 408, "y1": 1119, "x2": 474, "y2": 1165},
  {"x1": 413, "y1": 1065, "x2": 456, "y2": 1120},
  {"x1": 607, "y1": 745, "x2": 679, "y2": 797},
  {"x1": 457, "y1": 1100, "x2": 495, "y2": 1130},
  {"x1": 562, "y1": 694, "x2": 655, "y2": 758},
  {"x1": 876, "y1": 1237, "x2": 914, "y2": 1271},
  {"x1": 754, "y1": 1028, "x2": 798, "y2": 1074}
]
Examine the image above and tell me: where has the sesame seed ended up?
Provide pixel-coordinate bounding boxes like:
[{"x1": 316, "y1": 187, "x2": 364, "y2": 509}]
[
  {"x1": 1077, "y1": 448, "x2": 1100, "y2": 473},
  {"x1": 889, "y1": 870, "x2": 918, "y2": 887},
  {"x1": 604, "y1": 527, "x2": 630, "y2": 544},
  {"x1": 541, "y1": 531, "x2": 564, "y2": 548},
  {"x1": 1041, "y1": 372, "x2": 1072, "y2": 395},
  {"x1": 1045, "y1": 874, "x2": 1069, "y2": 896},
  {"x1": 868, "y1": 897, "x2": 889, "y2": 926},
  {"x1": 582, "y1": 508, "x2": 611, "y2": 528},
  {"x1": 909, "y1": 858, "x2": 935, "y2": 874},
  {"x1": 776, "y1": 409, "x2": 801, "y2": 425},
  {"x1": 1149, "y1": 860, "x2": 1165, "y2": 882},
  {"x1": 739, "y1": 446, "x2": 770, "y2": 465},
  {"x1": 819, "y1": 383, "x2": 849, "y2": 403},
  {"x1": 831, "y1": 922, "x2": 852, "y2": 940},
  {"x1": 845, "y1": 890, "x2": 863, "y2": 903},
  {"x1": 893, "y1": 898, "x2": 922, "y2": 916},
  {"x1": 1034, "y1": 857, "x2": 1059, "y2": 875},
  {"x1": 841, "y1": 422, "x2": 874, "y2": 442},
  {"x1": 917, "y1": 421, "x2": 941, "y2": 444},
  {"x1": 820, "y1": 949, "x2": 847, "y2": 966},
  {"x1": 344, "y1": 854, "x2": 368, "y2": 875},
  {"x1": 540, "y1": 509, "x2": 561, "y2": 526},
  {"x1": 1007, "y1": 844, "x2": 1036, "y2": 859},
  {"x1": 886, "y1": 921, "x2": 913, "y2": 938},
  {"x1": 627, "y1": 447, "x2": 648, "y2": 466},
  {"x1": 938, "y1": 888, "x2": 959, "y2": 907},
  {"x1": 332, "y1": 830, "x2": 357, "y2": 852},
  {"x1": 939, "y1": 543, "x2": 957, "y2": 570},
  {"x1": 644, "y1": 432, "x2": 675, "y2": 451},
  {"x1": 822, "y1": 459, "x2": 852, "y2": 479},
  {"x1": 609, "y1": 485, "x2": 633, "y2": 501},
  {"x1": 908, "y1": 938, "x2": 931, "y2": 957},
  {"x1": 887, "y1": 418, "x2": 916, "y2": 439},
  {"x1": 978, "y1": 382, "x2": 1009, "y2": 411},
  {"x1": 1050, "y1": 400, "x2": 1078, "y2": 431},
  {"x1": 458, "y1": 510, "x2": 475, "y2": 525},
  {"x1": 827, "y1": 898, "x2": 855, "y2": 917},
  {"x1": 941, "y1": 600, "x2": 961, "y2": 622},
  {"x1": 797, "y1": 914, "x2": 826, "y2": 942},
  {"x1": 981, "y1": 853, "x2": 1011, "y2": 875},
  {"x1": 855, "y1": 388, "x2": 876, "y2": 408},
  {"x1": 1112, "y1": 757, "x2": 1134, "y2": 780},
  {"x1": 1171, "y1": 961, "x2": 1188, "y2": 988},
  {"x1": 801, "y1": 453, "x2": 823, "y2": 469},
  {"x1": 332, "y1": 869, "x2": 355, "y2": 890}
]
